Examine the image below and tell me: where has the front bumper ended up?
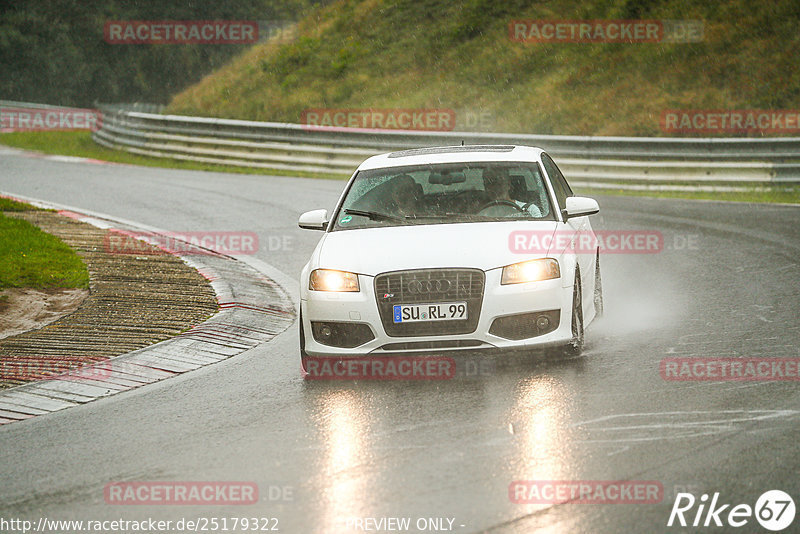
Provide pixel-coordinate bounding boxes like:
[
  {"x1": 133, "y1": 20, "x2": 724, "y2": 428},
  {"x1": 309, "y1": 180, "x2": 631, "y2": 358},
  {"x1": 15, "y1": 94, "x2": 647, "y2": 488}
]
[{"x1": 301, "y1": 268, "x2": 574, "y2": 357}]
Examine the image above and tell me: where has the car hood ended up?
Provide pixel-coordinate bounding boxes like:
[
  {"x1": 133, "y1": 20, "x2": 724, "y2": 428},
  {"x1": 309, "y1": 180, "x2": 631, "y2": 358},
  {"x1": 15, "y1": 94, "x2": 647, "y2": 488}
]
[{"x1": 316, "y1": 221, "x2": 561, "y2": 275}]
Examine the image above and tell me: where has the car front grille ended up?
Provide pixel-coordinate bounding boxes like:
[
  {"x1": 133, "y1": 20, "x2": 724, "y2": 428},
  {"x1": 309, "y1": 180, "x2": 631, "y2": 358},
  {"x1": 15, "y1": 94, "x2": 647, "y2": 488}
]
[{"x1": 374, "y1": 268, "x2": 485, "y2": 337}]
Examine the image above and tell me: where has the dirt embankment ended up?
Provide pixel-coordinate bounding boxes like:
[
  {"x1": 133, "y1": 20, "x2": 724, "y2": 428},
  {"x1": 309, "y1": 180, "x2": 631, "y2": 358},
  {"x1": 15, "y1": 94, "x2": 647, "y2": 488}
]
[{"x1": 0, "y1": 287, "x2": 89, "y2": 340}]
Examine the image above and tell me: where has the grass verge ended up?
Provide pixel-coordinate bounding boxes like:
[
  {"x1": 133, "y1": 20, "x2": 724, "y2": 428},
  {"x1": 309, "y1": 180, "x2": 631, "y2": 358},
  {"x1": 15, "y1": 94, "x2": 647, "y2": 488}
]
[
  {"x1": 573, "y1": 185, "x2": 800, "y2": 204},
  {"x1": 0, "y1": 200, "x2": 89, "y2": 289},
  {"x1": 0, "y1": 197, "x2": 45, "y2": 212}
]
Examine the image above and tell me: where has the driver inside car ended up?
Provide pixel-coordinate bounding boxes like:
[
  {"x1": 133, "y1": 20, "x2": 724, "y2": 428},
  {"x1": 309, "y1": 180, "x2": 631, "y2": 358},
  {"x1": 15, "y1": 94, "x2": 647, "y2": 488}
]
[
  {"x1": 389, "y1": 174, "x2": 422, "y2": 217},
  {"x1": 481, "y1": 167, "x2": 543, "y2": 217}
]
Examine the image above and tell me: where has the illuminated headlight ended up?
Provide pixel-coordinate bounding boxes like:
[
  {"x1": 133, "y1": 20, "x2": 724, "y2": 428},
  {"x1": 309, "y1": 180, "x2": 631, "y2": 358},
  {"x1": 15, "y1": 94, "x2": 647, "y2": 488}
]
[
  {"x1": 309, "y1": 269, "x2": 360, "y2": 292},
  {"x1": 501, "y1": 259, "x2": 560, "y2": 285}
]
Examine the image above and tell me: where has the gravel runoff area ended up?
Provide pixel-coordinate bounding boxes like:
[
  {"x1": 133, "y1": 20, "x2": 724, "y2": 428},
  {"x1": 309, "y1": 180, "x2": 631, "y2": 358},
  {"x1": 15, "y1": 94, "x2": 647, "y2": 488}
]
[
  {"x1": 0, "y1": 209, "x2": 219, "y2": 389},
  {"x1": 0, "y1": 207, "x2": 295, "y2": 424}
]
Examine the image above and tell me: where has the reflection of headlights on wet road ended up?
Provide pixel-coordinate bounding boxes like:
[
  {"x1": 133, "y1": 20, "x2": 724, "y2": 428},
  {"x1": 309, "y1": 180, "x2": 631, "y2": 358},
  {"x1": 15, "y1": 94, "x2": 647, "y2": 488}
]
[{"x1": 314, "y1": 391, "x2": 372, "y2": 530}]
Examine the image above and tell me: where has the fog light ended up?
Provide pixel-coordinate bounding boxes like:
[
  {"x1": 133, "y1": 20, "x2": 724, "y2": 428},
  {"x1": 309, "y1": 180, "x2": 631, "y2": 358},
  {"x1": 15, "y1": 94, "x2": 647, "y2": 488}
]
[
  {"x1": 311, "y1": 321, "x2": 375, "y2": 348},
  {"x1": 536, "y1": 316, "x2": 550, "y2": 329},
  {"x1": 489, "y1": 310, "x2": 560, "y2": 340}
]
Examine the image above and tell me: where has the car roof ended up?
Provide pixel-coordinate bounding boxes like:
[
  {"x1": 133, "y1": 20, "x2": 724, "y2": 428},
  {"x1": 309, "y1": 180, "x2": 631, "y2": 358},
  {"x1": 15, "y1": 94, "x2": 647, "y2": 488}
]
[{"x1": 357, "y1": 145, "x2": 546, "y2": 171}]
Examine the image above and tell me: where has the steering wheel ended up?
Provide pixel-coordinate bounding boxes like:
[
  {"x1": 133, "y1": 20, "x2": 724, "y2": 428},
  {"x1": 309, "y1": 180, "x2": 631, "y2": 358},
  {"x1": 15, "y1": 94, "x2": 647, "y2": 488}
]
[
  {"x1": 477, "y1": 199, "x2": 526, "y2": 215},
  {"x1": 446, "y1": 189, "x2": 477, "y2": 210}
]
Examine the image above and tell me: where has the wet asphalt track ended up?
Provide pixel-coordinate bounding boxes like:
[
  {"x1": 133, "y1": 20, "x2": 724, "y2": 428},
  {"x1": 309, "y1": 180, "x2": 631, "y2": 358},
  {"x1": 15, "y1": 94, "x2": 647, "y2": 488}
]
[{"x1": 1, "y1": 148, "x2": 799, "y2": 533}]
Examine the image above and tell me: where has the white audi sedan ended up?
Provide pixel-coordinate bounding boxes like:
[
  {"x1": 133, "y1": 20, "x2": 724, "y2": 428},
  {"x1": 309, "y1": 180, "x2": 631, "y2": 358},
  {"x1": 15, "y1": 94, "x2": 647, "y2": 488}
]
[{"x1": 298, "y1": 145, "x2": 602, "y2": 371}]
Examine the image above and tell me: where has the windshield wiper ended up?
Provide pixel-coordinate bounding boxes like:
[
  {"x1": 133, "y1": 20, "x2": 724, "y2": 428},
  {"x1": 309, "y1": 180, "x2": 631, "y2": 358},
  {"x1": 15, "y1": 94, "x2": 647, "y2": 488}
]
[
  {"x1": 405, "y1": 213, "x2": 467, "y2": 219},
  {"x1": 342, "y1": 208, "x2": 405, "y2": 223},
  {"x1": 400, "y1": 213, "x2": 530, "y2": 222}
]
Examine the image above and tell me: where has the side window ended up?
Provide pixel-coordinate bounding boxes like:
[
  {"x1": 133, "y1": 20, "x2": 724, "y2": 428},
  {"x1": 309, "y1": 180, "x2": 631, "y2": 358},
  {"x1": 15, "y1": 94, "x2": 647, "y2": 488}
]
[
  {"x1": 541, "y1": 153, "x2": 569, "y2": 211},
  {"x1": 557, "y1": 160, "x2": 573, "y2": 196}
]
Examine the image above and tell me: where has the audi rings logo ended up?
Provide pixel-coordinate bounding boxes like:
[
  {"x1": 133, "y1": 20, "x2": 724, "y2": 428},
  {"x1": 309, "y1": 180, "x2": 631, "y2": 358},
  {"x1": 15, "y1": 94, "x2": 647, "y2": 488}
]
[{"x1": 407, "y1": 279, "x2": 451, "y2": 294}]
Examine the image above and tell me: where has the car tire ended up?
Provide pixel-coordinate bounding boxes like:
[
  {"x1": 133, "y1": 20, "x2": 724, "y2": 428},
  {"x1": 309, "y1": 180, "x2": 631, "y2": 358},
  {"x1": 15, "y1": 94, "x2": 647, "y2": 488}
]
[
  {"x1": 299, "y1": 309, "x2": 310, "y2": 376},
  {"x1": 593, "y1": 249, "x2": 603, "y2": 318},
  {"x1": 563, "y1": 270, "x2": 584, "y2": 357},
  {"x1": 544, "y1": 269, "x2": 584, "y2": 359}
]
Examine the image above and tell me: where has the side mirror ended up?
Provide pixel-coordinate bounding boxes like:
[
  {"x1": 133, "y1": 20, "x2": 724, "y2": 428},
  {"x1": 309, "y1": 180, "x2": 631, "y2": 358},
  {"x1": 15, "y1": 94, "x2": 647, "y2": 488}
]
[
  {"x1": 562, "y1": 196, "x2": 600, "y2": 220},
  {"x1": 298, "y1": 209, "x2": 329, "y2": 231}
]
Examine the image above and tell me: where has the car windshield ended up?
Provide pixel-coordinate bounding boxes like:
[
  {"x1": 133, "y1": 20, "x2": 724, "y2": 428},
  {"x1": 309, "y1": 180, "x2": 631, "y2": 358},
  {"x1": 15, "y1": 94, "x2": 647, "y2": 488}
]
[{"x1": 332, "y1": 161, "x2": 554, "y2": 230}]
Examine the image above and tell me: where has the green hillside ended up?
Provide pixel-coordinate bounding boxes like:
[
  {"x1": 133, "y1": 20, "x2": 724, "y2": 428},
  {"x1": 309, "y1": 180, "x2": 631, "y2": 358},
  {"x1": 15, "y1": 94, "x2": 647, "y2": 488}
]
[{"x1": 166, "y1": 0, "x2": 800, "y2": 136}]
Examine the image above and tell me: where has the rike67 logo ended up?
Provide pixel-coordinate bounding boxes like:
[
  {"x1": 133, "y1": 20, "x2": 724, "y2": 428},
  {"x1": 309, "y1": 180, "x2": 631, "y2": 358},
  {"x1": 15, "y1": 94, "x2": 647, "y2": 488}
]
[{"x1": 668, "y1": 490, "x2": 795, "y2": 531}]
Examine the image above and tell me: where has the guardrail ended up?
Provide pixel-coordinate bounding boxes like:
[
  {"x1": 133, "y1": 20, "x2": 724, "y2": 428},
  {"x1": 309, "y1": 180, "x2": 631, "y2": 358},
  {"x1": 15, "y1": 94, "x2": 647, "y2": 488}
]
[
  {"x1": 5, "y1": 101, "x2": 800, "y2": 182},
  {"x1": 92, "y1": 105, "x2": 800, "y2": 182}
]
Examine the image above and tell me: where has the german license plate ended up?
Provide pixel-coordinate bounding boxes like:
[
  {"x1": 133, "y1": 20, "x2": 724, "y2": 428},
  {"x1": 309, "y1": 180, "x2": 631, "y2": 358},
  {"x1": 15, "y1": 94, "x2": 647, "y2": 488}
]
[{"x1": 392, "y1": 302, "x2": 467, "y2": 323}]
